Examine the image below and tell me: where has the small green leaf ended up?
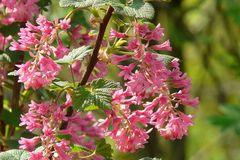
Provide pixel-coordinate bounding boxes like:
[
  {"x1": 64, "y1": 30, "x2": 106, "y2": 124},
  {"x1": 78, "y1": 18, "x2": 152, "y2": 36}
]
[
  {"x1": 55, "y1": 46, "x2": 92, "y2": 64},
  {"x1": 73, "y1": 79, "x2": 121, "y2": 111},
  {"x1": 0, "y1": 53, "x2": 11, "y2": 63},
  {"x1": 96, "y1": 139, "x2": 113, "y2": 160},
  {"x1": 157, "y1": 54, "x2": 176, "y2": 66},
  {"x1": 0, "y1": 149, "x2": 29, "y2": 160},
  {"x1": 71, "y1": 144, "x2": 92, "y2": 153},
  {"x1": 48, "y1": 81, "x2": 72, "y2": 91},
  {"x1": 8, "y1": 70, "x2": 18, "y2": 76}
]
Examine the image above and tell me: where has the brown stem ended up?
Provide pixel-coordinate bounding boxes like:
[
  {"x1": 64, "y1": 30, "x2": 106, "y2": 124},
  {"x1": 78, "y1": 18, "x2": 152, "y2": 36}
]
[
  {"x1": 60, "y1": 6, "x2": 114, "y2": 130},
  {"x1": 80, "y1": 6, "x2": 114, "y2": 85},
  {"x1": 9, "y1": 52, "x2": 24, "y2": 136}
]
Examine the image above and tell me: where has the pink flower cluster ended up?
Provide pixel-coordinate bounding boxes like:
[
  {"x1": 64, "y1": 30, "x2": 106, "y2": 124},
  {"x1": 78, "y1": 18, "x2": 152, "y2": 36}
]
[
  {"x1": 98, "y1": 23, "x2": 199, "y2": 152},
  {"x1": 19, "y1": 97, "x2": 104, "y2": 159},
  {"x1": 0, "y1": 0, "x2": 40, "y2": 25},
  {"x1": 10, "y1": 15, "x2": 71, "y2": 89}
]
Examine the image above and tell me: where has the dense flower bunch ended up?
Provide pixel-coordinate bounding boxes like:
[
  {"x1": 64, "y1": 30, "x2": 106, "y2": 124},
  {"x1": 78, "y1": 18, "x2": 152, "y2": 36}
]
[
  {"x1": 0, "y1": 0, "x2": 39, "y2": 25},
  {"x1": 98, "y1": 23, "x2": 199, "y2": 152},
  {"x1": 0, "y1": 2, "x2": 199, "y2": 159},
  {"x1": 19, "y1": 99, "x2": 104, "y2": 159},
  {"x1": 0, "y1": 0, "x2": 40, "y2": 87},
  {"x1": 9, "y1": 15, "x2": 71, "y2": 89}
]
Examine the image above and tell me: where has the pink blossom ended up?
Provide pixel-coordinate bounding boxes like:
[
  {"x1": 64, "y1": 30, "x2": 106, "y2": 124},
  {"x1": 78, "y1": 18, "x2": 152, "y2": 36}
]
[
  {"x1": 29, "y1": 152, "x2": 44, "y2": 160},
  {"x1": 135, "y1": 23, "x2": 150, "y2": 36},
  {"x1": 111, "y1": 54, "x2": 130, "y2": 64},
  {"x1": 29, "y1": 101, "x2": 49, "y2": 115},
  {"x1": 145, "y1": 24, "x2": 164, "y2": 40},
  {"x1": 19, "y1": 137, "x2": 39, "y2": 151},
  {"x1": 159, "y1": 113, "x2": 193, "y2": 140},
  {"x1": 62, "y1": 93, "x2": 72, "y2": 108},
  {"x1": 36, "y1": 15, "x2": 55, "y2": 36},
  {"x1": 109, "y1": 29, "x2": 128, "y2": 40},
  {"x1": 118, "y1": 64, "x2": 135, "y2": 80},
  {"x1": 1, "y1": 0, "x2": 39, "y2": 25},
  {"x1": 151, "y1": 40, "x2": 172, "y2": 51},
  {"x1": 127, "y1": 39, "x2": 140, "y2": 51},
  {"x1": 54, "y1": 40, "x2": 69, "y2": 58},
  {"x1": 59, "y1": 18, "x2": 71, "y2": 30},
  {"x1": 20, "y1": 112, "x2": 42, "y2": 132},
  {"x1": 16, "y1": 57, "x2": 60, "y2": 90}
]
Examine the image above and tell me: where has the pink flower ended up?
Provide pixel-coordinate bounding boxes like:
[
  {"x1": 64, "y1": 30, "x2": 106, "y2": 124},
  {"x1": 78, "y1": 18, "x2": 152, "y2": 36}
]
[
  {"x1": 111, "y1": 54, "x2": 130, "y2": 64},
  {"x1": 151, "y1": 40, "x2": 172, "y2": 51},
  {"x1": 145, "y1": 24, "x2": 164, "y2": 40},
  {"x1": 19, "y1": 137, "x2": 39, "y2": 151},
  {"x1": 62, "y1": 93, "x2": 72, "y2": 108},
  {"x1": 36, "y1": 15, "x2": 55, "y2": 36},
  {"x1": 1, "y1": 0, "x2": 39, "y2": 25},
  {"x1": 109, "y1": 29, "x2": 128, "y2": 40},
  {"x1": 135, "y1": 23, "x2": 150, "y2": 36},
  {"x1": 29, "y1": 101, "x2": 49, "y2": 115},
  {"x1": 59, "y1": 18, "x2": 71, "y2": 30},
  {"x1": 16, "y1": 57, "x2": 60, "y2": 90},
  {"x1": 127, "y1": 39, "x2": 140, "y2": 51},
  {"x1": 159, "y1": 113, "x2": 193, "y2": 140},
  {"x1": 20, "y1": 112, "x2": 42, "y2": 132},
  {"x1": 54, "y1": 40, "x2": 69, "y2": 58},
  {"x1": 29, "y1": 152, "x2": 44, "y2": 160},
  {"x1": 42, "y1": 125, "x2": 54, "y2": 137},
  {"x1": 118, "y1": 64, "x2": 135, "y2": 80}
]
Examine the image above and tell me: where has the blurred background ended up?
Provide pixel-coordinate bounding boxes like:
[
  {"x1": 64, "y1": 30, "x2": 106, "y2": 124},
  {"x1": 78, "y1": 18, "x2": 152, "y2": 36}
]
[{"x1": 46, "y1": 0, "x2": 240, "y2": 159}]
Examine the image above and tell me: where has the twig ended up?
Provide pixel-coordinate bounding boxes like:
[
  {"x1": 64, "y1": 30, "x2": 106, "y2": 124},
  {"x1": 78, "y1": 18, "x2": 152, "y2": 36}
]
[{"x1": 60, "y1": 6, "x2": 114, "y2": 130}]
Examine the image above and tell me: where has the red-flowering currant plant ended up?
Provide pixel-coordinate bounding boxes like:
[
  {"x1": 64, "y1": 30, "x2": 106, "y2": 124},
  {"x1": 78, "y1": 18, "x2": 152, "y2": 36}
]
[{"x1": 0, "y1": 0, "x2": 199, "y2": 159}]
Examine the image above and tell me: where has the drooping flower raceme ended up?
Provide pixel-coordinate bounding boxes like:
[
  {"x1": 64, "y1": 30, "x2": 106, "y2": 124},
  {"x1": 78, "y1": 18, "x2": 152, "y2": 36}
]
[
  {"x1": 0, "y1": 0, "x2": 40, "y2": 25},
  {"x1": 10, "y1": 15, "x2": 71, "y2": 90},
  {"x1": 19, "y1": 98, "x2": 104, "y2": 160},
  {"x1": 97, "y1": 23, "x2": 199, "y2": 152}
]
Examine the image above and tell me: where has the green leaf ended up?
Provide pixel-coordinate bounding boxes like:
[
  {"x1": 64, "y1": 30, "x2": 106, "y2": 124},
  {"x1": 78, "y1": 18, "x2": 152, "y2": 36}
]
[
  {"x1": 139, "y1": 158, "x2": 162, "y2": 160},
  {"x1": 55, "y1": 46, "x2": 92, "y2": 64},
  {"x1": 59, "y1": 0, "x2": 154, "y2": 19},
  {"x1": 156, "y1": 54, "x2": 176, "y2": 67},
  {"x1": 0, "y1": 53, "x2": 11, "y2": 63},
  {"x1": 96, "y1": 139, "x2": 113, "y2": 160},
  {"x1": 8, "y1": 70, "x2": 17, "y2": 76},
  {"x1": 48, "y1": 81, "x2": 72, "y2": 91},
  {"x1": 59, "y1": 0, "x2": 112, "y2": 8},
  {"x1": 71, "y1": 144, "x2": 92, "y2": 153},
  {"x1": 73, "y1": 78, "x2": 121, "y2": 111},
  {"x1": 113, "y1": 2, "x2": 155, "y2": 19},
  {"x1": 0, "y1": 108, "x2": 21, "y2": 126},
  {"x1": 0, "y1": 149, "x2": 29, "y2": 160}
]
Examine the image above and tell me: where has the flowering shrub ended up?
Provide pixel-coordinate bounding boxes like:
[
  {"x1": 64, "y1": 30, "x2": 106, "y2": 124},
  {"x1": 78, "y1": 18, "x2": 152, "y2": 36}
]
[{"x1": 0, "y1": 0, "x2": 199, "y2": 159}]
